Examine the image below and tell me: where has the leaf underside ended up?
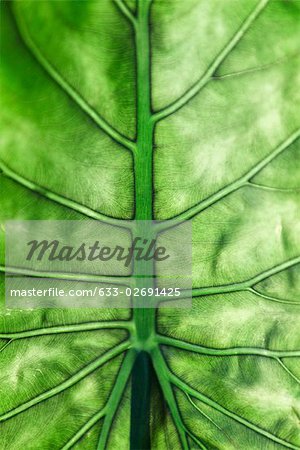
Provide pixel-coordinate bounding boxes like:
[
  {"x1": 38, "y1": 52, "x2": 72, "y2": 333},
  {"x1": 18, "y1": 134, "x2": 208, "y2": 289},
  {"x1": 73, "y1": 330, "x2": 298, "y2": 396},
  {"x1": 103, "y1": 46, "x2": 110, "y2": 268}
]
[{"x1": 0, "y1": 0, "x2": 300, "y2": 449}]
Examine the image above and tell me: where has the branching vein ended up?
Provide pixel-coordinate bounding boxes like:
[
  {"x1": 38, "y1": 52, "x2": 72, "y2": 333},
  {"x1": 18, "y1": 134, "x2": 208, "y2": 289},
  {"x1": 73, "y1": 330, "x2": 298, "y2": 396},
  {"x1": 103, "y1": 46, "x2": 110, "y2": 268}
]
[
  {"x1": 156, "y1": 128, "x2": 300, "y2": 231},
  {"x1": 211, "y1": 51, "x2": 300, "y2": 81},
  {"x1": 0, "y1": 160, "x2": 131, "y2": 228},
  {"x1": 0, "y1": 321, "x2": 132, "y2": 341},
  {"x1": 11, "y1": 5, "x2": 136, "y2": 153},
  {"x1": 276, "y1": 359, "x2": 300, "y2": 387},
  {"x1": 190, "y1": 255, "x2": 300, "y2": 298},
  {"x1": 184, "y1": 392, "x2": 235, "y2": 447},
  {"x1": 247, "y1": 182, "x2": 300, "y2": 193},
  {"x1": 152, "y1": 0, "x2": 269, "y2": 122},
  {"x1": 248, "y1": 287, "x2": 300, "y2": 306},
  {"x1": 158, "y1": 335, "x2": 300, "y2": 359},
  {"x1": 151, "y1": 347, "x2": 190, "y2": 450},
  {"x1": 97, "y1": 349, "x2": 136, "y2": 450},
  {"x1": 0, "y1": 341, "x2": 130, "y2": 422},
  {"x1": 61, "y1": 408, "x2": 106, "y2": 450},
  {"x1": 170, "y1": 374, "x2": 300, "y2": 450},
  {"x1": 114, "y1": 0, "x2": 137, "y2": 28},
  {"x1": 62, "y1": 351, "x2": 136, "y2": 450},
  {"x1": 0, "y1": 264, "x2": 132, "y2": 286}
]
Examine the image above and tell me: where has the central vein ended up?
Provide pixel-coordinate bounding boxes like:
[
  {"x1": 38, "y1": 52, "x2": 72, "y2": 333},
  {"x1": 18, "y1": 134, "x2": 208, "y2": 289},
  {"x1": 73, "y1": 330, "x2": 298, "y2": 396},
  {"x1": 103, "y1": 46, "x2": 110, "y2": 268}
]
[{"x1": 131, "y1": 1, "x2": 156, "y2": 448}]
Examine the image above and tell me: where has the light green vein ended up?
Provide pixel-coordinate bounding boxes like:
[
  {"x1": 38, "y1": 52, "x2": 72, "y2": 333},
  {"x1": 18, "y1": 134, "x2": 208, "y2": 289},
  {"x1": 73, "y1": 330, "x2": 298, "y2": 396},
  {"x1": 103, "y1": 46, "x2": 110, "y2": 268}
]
[
  {"x1": 0, "y1": 265, "x2": 132, "y2": 287},
  {"x1": 186, "y1": 431, "x2": 208, "y2": 450},
  {"x1": 0, "y1": 340, "x2": 12, "y2": 353},
  {"x1": 0, "y1": 321, "x2": 132, "y2": 340},
  {"x1": 0, "y1": 160, "x2": 132, "y2": 228},
  {"x1": 97, "y1": 349, "x2": 136, "y2": 450},
  {"x1": 12, "y1": 5, "x2": 136, "y2": 153},
  {"x1": 211, "y1": 52, "x2": 299, "y2": 81},
  {"x1": 152, "y1": 0, "x2": 269, "y2": 122},
  {"x1": 185, "y1": 392, "x2": 222, "y2": 432},
  {"x1": 248, "y1": 287, "x2": 300, "y2": 306},
  {"x1": 190, "y1": 255, "x2": 300, "y2": 298},
  {"x1": 0, "y1": 341, "x2": 130, "y2": 422},
  {"x1": 158, "y1": 335, "x2": 300, "y2": 359},
  {"x1": 61, "y1": 409, "x2": 106, "y2": 450},
  {"x1": 156, "y1": 128, "x2": 300, "y2": 231},
  {"x1": 170, "y1": 374, "x2": 300, "y2": 450},
  {"x1": 247, "y1": 181, "x2": 300, "y2": 193},
  {"x1": 276, "y1": 359, "x2": 300, "y2": 386},
  {"x1": 114, "y1": 0, "x2": 137, "y2": 28},
  {"x1": 185, "y1": 391, "x2": 236, "y2": 449},
  {"x1": 151, "y1": 347, "x2": 190, "y2": 450}
]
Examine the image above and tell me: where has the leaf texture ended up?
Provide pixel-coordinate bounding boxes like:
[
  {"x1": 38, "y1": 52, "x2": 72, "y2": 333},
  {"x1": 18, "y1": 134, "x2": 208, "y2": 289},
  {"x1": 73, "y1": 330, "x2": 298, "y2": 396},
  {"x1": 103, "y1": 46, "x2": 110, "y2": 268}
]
[{"x1": 0, "y1": 0, "x2": 300, "y2": 449}]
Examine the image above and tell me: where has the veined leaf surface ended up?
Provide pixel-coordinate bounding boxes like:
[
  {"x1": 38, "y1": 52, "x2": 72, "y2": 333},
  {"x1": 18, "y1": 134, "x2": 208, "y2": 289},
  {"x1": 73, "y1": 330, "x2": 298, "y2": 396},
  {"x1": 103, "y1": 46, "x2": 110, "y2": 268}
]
[{"x1": 0, "y1": 0, "x2": 300, "y2": 449}]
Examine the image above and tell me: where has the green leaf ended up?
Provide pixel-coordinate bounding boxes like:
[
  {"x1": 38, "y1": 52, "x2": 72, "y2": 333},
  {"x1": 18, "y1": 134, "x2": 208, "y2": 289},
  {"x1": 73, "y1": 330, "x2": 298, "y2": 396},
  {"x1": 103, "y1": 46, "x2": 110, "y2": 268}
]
[{"x1": 1, "y1": 0, "x2": 300, "y2": 449}]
